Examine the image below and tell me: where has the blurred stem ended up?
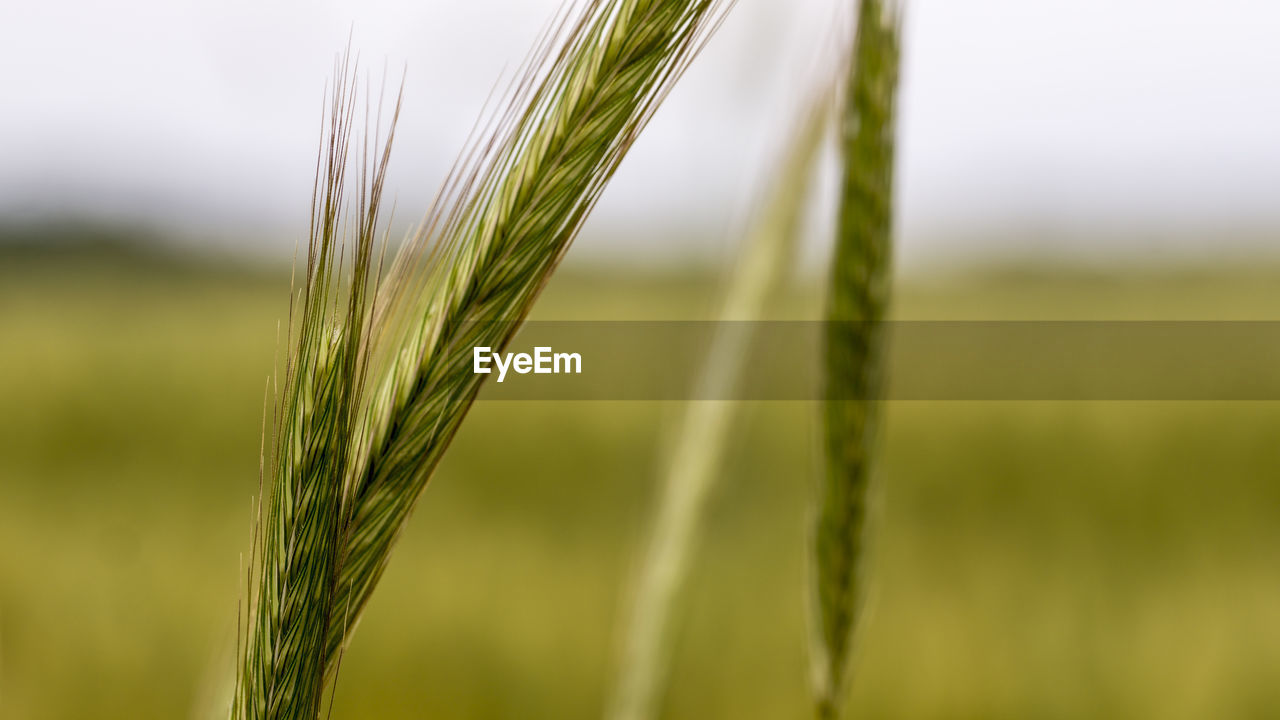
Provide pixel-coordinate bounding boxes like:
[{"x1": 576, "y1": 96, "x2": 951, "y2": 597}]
[{"x1": 606, "y1": 86, "x2": 832, "y2": 720}]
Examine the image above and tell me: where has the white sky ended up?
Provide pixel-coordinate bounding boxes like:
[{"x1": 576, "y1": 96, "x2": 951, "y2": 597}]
[{"x1": 2, "y1": 0, "x2": 1278, "y2": 266}]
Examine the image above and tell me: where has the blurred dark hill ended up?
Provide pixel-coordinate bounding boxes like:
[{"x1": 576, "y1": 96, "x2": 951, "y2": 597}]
[
  {"x1": 0, "y1": 222, "x2": 283, "y2": 289},
  {"x1": 1, "y1": 222, "x2": 172, "y2": 264}
]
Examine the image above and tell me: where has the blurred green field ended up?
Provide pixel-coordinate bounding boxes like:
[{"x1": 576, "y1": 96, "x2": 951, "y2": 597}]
[{"x1": 2, "y1": 243, "x2": 1280, "y2": 719}]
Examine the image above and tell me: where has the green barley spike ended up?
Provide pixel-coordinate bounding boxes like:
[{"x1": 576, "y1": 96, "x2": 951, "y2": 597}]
[
  {"x1": 232, "y1": 1, "x2": 736, "y2": 717},
  {"x1": 812, "y1": 1, "x2": 901, "y2": 719},
  {"x1": 325, "y1": 0, "x2": 735, "y2": 676}
]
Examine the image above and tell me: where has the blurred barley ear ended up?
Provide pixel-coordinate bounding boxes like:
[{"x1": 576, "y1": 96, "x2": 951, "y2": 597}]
[
  {"x1": 231, "y1": 1, "x2": 736, "y2": 717},
  {"x1": 812, "y1": 1, "x2": 901, "y2": 719},
  {"x1": 606, "y1": 79, "x2": 834, "y2": 720}
]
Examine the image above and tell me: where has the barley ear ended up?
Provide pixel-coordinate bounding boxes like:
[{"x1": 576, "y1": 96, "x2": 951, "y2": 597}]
[
  {"x1": 233, "y1": 1, "x2": 739, "y2": 713},
  {"x1": 811, "y1": 2, "x2": 901, "y2": 719},
  {"x1": 320, "y1": 0, "x2": 738, "y2": 675}
]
